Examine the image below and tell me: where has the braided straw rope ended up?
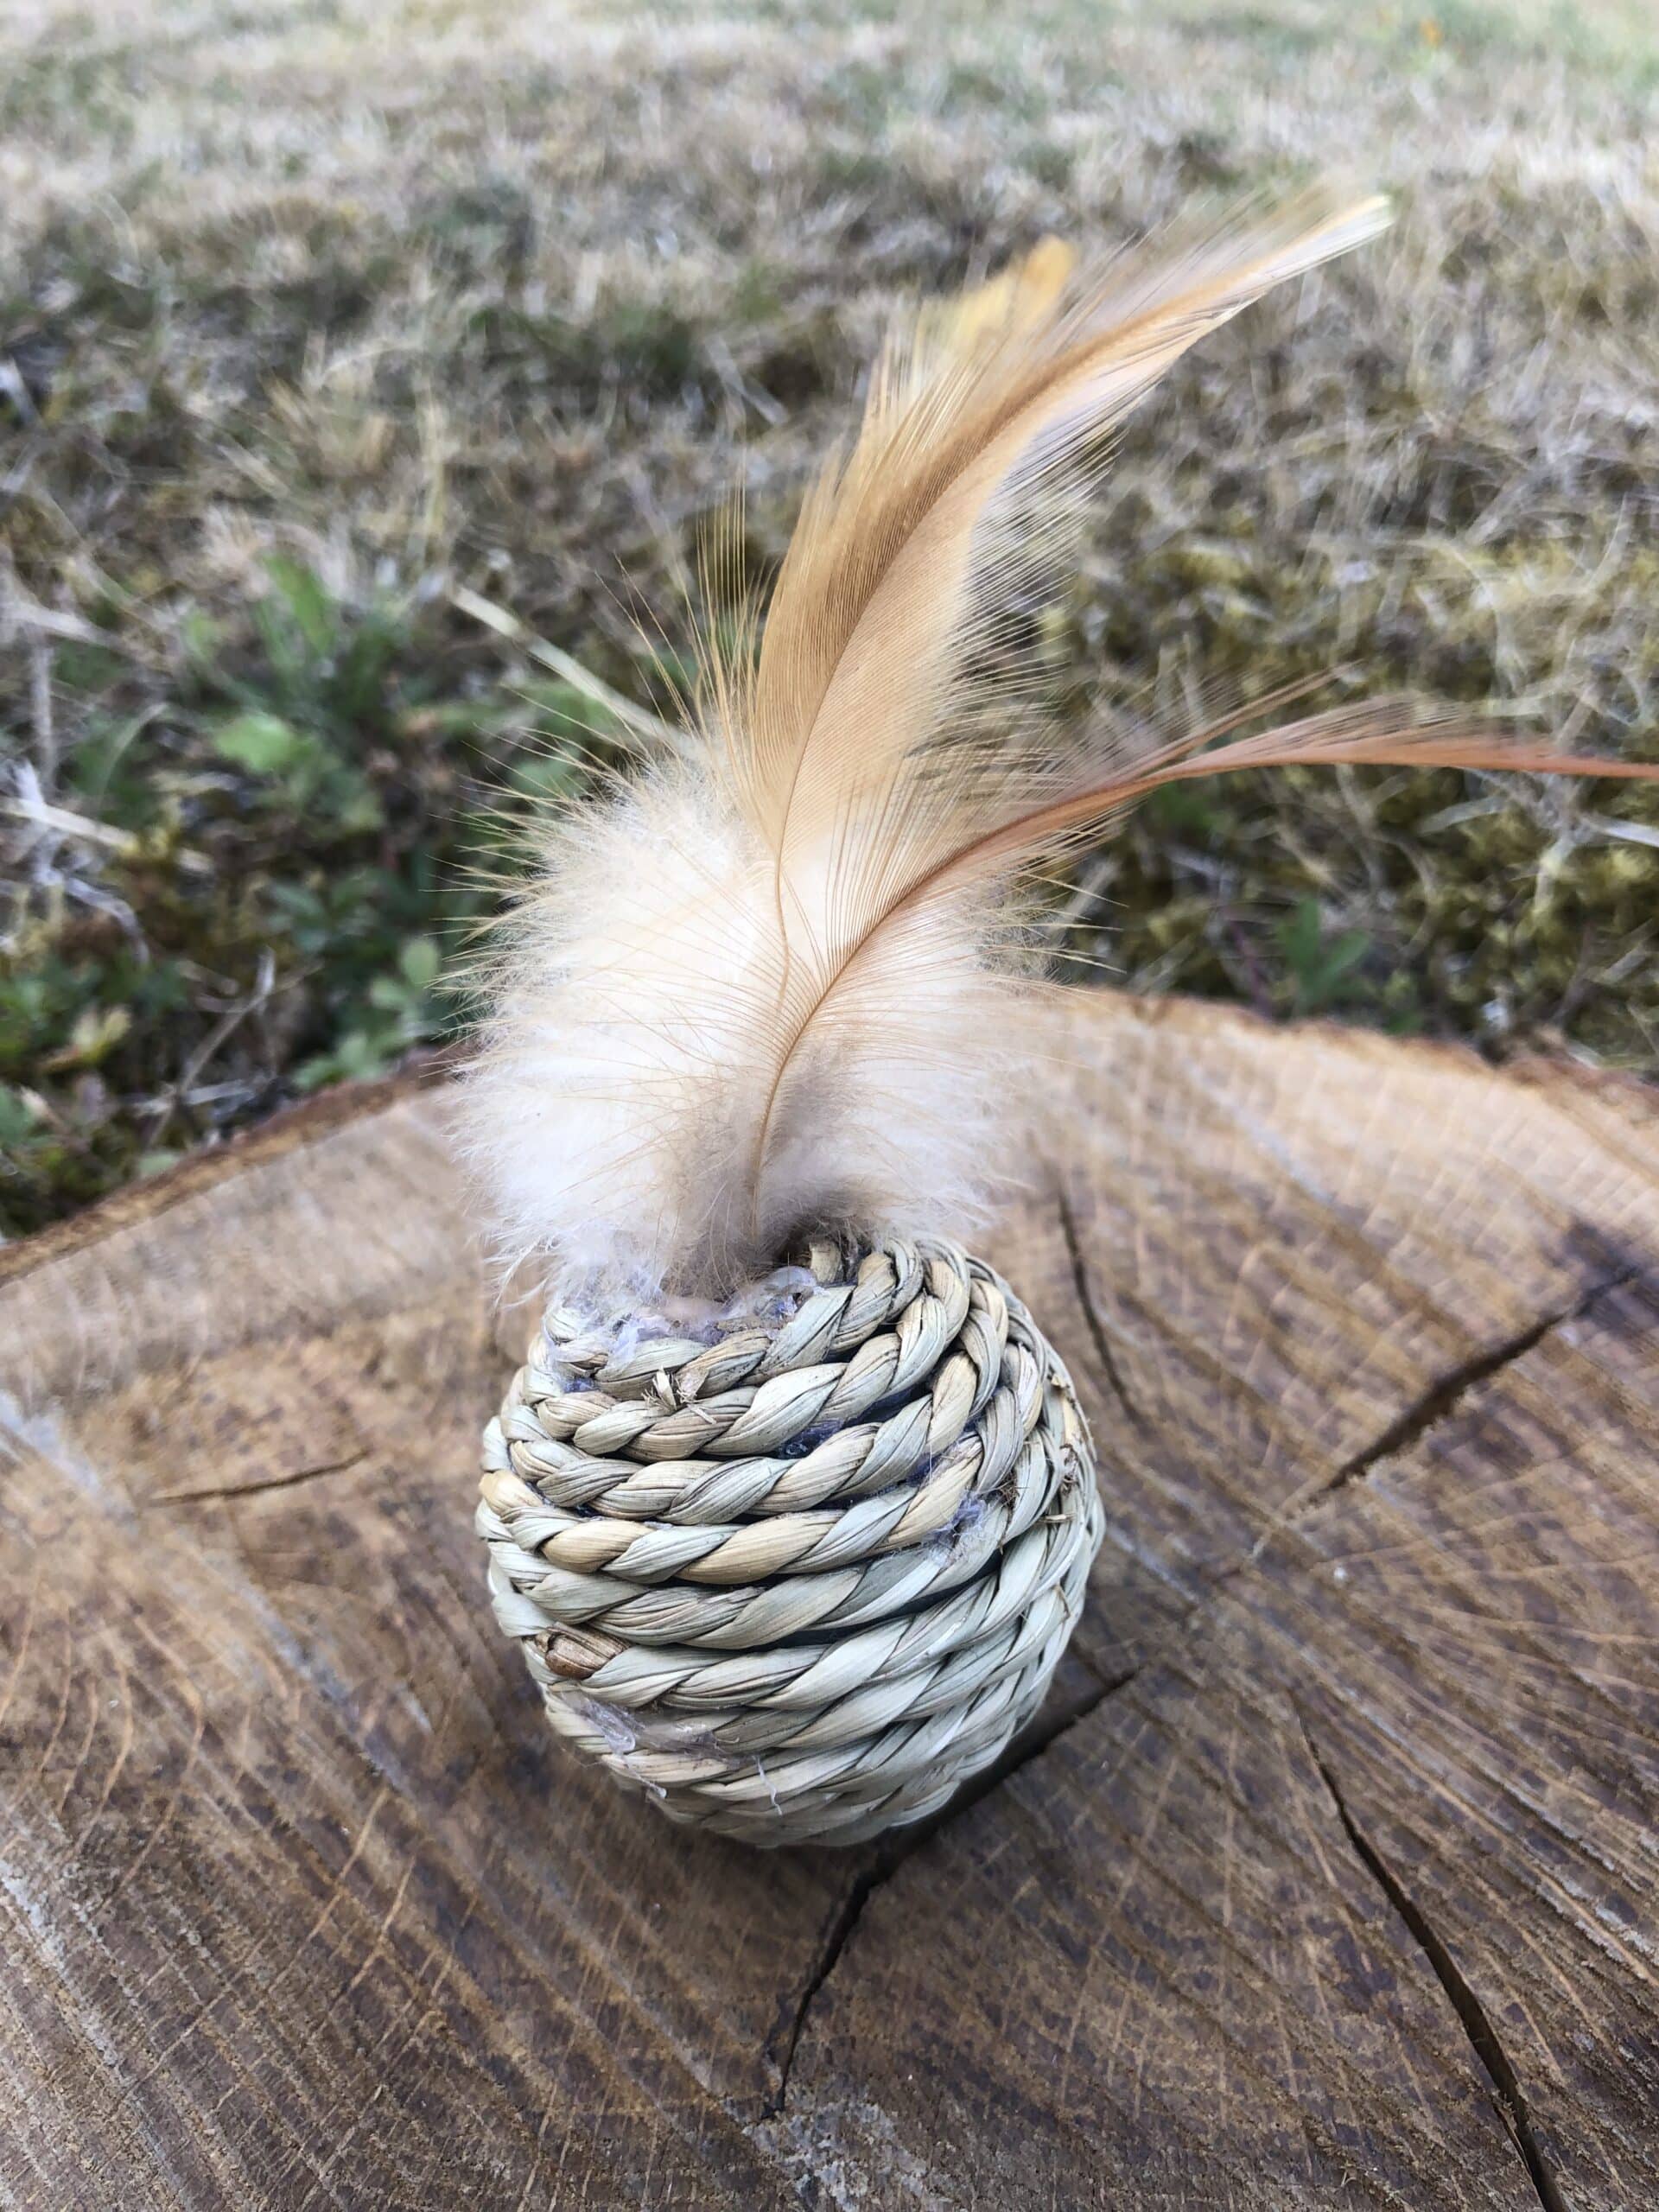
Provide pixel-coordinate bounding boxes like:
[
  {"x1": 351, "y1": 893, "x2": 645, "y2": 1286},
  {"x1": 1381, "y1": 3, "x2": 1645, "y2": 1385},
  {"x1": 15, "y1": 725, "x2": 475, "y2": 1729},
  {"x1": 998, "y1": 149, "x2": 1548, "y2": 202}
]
[{"x1": 479, "y1": 1236, "x2": 1103, "y2": 1846}]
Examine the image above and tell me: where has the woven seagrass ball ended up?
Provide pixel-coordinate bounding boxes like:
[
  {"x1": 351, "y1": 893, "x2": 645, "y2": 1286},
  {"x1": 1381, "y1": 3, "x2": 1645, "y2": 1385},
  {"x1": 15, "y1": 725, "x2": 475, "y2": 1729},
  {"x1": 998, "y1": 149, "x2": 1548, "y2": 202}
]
[{"x1": 478, "y1": 1235, "x2": 1103, "y2": 1847}]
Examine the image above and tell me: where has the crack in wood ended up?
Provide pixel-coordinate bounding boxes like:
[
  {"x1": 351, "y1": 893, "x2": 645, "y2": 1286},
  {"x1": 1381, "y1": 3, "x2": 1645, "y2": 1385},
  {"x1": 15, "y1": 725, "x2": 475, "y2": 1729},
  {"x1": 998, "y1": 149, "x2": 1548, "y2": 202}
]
[
  {"x1": 1296, "y1": 1710, "x2": 1570, "y2": 2212},
  {"x1": 763, "y1": 1264, "x2": 1646, "y2": 2133},
  {"x1": 763, "y1": 1664, "x2": 1136, "y2": 2118},
  {"x1": 763, "y1": 1855, "x2": 890, "y2": 2119},
  {"x1": 1053, "y1": 1181, "x2": 1143, "y2": 1425},
  {"x1": 1211, "y1": 1264, "x2": 1649, "y2": 1583},
  {"x1": 148, "y1": 1450, "x2": 368, "y2": 1507},
  {"x1": 1332, "y1": 1266, "x2": 1640, "y2": 1491}
]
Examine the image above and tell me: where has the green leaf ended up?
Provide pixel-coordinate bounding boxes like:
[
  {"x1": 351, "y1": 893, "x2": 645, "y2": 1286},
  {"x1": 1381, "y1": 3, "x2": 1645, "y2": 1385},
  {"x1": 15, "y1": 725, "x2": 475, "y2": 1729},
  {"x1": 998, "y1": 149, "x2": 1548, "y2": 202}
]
[
  {"x1": 0, "y1": 1085, "x2": 42, "y2": 1146},
  {"x1": 213, "y1": 711, "x2": 310, "y2": 775},
  {"x1": 1277, "y1": 898, "x2": 1373, "y2": 1014},
  {"x1": 399, "y1": 935, "x2": 441, "y2": 990},
  {"x1": 294, "y1": 1027, "x2": 398, "y2": 1090},
  {"x1": 330, "y1": 777, "x2": 385, "y2": 835},
  {"x1": 1147, "y1": 782, "x2": 1226, "y2": 836},
  {"x1": 178, "y1": 608, "x2": 227, "y2": 675},
  {"x1": 264, "y1": 555, "x2": 337, "y2": 658},
  {"x1": 48, "y1": 1003, "x2": 131, "y2": 1071},
  {"x1": 1279, "y1": 897, "x2": 1324, "y2": 976},
  {"x1": 1317, "y1": 930, "x2": 1371, "y2": 988}
]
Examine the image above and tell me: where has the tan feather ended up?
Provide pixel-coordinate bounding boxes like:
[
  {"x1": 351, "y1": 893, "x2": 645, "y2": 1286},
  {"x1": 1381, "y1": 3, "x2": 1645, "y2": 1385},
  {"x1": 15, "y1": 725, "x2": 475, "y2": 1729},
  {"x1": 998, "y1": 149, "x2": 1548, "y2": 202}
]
[
  {"x1": 458, "y1": 192, "x2": 1659, "y2": 1309},
  {"x1": 728, "y1": 193, "x2": 1389, "y2": 849}
]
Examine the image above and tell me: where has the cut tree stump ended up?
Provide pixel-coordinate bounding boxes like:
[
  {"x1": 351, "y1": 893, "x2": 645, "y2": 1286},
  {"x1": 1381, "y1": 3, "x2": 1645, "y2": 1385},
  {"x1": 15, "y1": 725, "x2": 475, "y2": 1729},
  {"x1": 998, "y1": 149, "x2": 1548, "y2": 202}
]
[{"x1": 3, "y1": 993, "x2": 1656, "y2": 2211}]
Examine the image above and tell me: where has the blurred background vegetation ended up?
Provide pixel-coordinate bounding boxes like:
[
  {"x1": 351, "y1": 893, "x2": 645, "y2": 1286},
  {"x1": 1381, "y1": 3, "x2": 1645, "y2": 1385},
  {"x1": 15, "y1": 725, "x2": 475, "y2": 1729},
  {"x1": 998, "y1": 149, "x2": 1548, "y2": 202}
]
[{"x1": 3, "y1": 0, "x2": 1657, "y2": 1237}]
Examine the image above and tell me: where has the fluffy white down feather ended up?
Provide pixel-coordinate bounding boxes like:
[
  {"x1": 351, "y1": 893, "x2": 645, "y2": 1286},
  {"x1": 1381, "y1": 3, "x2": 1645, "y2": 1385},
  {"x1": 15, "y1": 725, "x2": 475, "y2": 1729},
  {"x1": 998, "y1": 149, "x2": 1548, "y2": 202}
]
[{"x1": 454, "y1": 763, "x2": 1034, "y2": 1303}]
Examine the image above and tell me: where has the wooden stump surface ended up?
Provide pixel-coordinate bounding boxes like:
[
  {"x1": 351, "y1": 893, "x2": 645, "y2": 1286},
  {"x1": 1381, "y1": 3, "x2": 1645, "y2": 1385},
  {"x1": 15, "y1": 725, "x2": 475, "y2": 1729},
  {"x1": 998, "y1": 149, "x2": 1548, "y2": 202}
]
[{"x1": 3, "y1": 992, "x2": 1656, "y2": 2211}]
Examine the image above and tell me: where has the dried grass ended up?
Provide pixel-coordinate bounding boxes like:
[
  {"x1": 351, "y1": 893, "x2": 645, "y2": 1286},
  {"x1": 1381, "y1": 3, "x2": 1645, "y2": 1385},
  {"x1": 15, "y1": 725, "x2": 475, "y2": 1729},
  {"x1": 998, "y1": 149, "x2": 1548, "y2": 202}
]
[{"x1": 3, "y1": 0, "x2": 1656, "y2": 1231}]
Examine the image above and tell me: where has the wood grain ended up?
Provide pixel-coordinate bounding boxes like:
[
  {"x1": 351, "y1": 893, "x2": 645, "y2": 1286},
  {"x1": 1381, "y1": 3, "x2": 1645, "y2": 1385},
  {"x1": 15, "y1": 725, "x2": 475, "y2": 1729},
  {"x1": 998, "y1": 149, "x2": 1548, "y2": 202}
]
[{"x1": 3, "y1": 994, "x2": 1655, "y2": 2209}]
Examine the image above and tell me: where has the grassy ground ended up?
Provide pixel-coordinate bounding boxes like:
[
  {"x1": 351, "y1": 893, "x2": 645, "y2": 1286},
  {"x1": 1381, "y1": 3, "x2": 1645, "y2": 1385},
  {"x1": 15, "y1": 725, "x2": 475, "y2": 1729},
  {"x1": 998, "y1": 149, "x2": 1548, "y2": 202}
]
[{"x1": 3, "y1": 0, "x2": 1658, "y2": 1236}]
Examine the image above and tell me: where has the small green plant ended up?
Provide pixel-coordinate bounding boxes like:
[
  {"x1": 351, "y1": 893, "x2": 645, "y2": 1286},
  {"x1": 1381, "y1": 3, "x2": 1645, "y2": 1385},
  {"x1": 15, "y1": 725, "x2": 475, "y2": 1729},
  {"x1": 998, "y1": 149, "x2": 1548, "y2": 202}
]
[
  {"x1": 294, "y1": 933, "x2": 448, "y2": 1089},
  {"x1": 1275, "y1": 899, "x2": 1373, "y2": 1016}
]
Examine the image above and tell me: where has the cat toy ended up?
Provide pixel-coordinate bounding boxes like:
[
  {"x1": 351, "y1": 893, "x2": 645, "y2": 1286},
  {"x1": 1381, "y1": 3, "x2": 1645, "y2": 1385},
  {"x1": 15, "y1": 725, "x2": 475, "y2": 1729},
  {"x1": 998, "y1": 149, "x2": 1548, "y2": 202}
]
[{"x1": 465, "y1": 193, "x2": 1656, "y2": 1845}]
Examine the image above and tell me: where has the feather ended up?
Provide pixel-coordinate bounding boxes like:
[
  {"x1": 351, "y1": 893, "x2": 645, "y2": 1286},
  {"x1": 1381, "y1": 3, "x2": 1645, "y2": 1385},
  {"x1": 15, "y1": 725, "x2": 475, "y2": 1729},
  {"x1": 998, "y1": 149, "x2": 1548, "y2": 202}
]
[{"x1": 457, "y1": 191, "x2": 1659, "y2": 1308}]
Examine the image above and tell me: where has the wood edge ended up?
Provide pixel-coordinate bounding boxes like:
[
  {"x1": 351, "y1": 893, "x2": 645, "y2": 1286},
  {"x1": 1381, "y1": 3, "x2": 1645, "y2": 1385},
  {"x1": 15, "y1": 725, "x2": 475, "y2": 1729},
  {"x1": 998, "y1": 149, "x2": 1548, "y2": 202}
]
[
  {"x1": 0, "y1": 1055, "x2": 447, "y2": 1290},
  {"x1": 5, "y1": 995, "x2": 1652, "y2": 1294},
  {"x1": 1114, "y1": 989, "x2": 1659, "y2": 1110}
]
